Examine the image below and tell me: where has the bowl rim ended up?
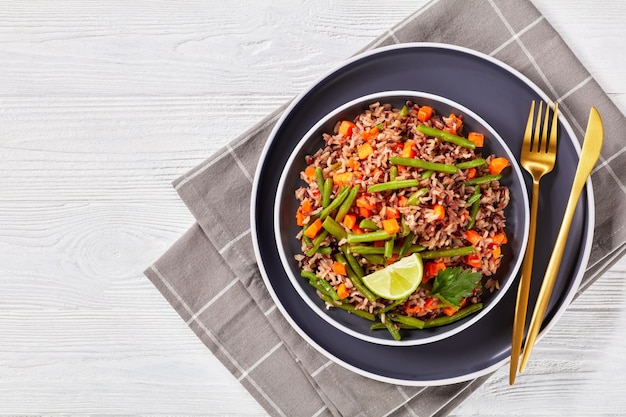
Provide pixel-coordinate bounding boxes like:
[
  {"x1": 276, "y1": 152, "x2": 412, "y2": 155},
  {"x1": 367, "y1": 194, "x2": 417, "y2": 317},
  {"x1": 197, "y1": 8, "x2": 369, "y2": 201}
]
[{"x1": 273, "y1": 89, "x2": 530, "y2": 346}]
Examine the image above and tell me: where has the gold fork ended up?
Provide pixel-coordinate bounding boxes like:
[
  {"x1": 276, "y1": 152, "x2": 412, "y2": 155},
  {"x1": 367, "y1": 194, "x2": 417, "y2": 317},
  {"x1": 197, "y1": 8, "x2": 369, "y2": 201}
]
[{"x1": 509, "y1": 100, "x2": 559, "y2": 385}]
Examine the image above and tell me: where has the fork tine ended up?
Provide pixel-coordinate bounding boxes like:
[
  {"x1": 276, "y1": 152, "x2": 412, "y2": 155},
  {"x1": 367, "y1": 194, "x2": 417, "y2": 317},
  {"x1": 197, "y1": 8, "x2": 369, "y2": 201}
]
[
  {"x1": 524, "y1": 100, "x2": 536, "y2": 152},
  {"x1": 533, "y1": 101, "x2": 543, "y2": 152},
  {"x1": 549, "y1": 102, "x2": 559, "y2": 154},
  {"x1": 541, "y1": 102, "x2": 550, "y2": 153}
]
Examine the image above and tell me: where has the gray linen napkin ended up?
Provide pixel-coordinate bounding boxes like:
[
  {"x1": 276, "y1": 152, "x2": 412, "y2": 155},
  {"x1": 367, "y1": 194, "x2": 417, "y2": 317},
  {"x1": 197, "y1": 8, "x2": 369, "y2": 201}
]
[{"x1": 145, "y1": 0, "x2": 626, "y2": 416}]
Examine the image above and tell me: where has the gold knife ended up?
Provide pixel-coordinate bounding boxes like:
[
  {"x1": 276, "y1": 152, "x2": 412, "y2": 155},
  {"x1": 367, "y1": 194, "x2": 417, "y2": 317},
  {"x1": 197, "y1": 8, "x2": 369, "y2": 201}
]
[{"x1": 519, "y1": 107, "x2": 604, "y2": 372}]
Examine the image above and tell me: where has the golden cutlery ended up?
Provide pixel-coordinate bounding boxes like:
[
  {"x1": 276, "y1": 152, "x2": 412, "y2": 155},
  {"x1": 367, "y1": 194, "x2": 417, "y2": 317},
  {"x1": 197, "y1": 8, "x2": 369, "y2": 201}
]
[
  {"x1": 509, "y1": 101, "x2": 559, "y2": 385},
  {"x1": 519, "y1": 106, "x2": 604, "y2": 372}
]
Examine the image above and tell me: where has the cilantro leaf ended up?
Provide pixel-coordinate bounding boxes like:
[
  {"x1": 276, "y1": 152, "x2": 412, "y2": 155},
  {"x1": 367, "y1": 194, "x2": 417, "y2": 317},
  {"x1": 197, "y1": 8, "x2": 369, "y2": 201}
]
[{"x1": 430, "y1": 267, "x2": 482, "y2": 308}]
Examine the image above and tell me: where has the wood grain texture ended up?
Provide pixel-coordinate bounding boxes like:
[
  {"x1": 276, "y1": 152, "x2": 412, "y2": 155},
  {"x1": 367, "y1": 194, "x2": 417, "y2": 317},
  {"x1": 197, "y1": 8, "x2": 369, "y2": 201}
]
[{"x1": 0, "y1": 0, "x2": 624, "y2": 415}]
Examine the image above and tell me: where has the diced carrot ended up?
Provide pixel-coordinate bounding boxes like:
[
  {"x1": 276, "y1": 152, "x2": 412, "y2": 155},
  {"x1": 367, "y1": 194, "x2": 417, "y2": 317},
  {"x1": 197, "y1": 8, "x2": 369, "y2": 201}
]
[
  {"x1": 347, "y1": 158, "x2": 360, "y2": 171},
  {"x1": 382, "y1": 218, "x2": 400, "y2": 234},
  {"x1": 342, "y1": 213, "x2": 357, "y2": 230},
  {"x1": 304, "y1": 166, "x2": 316, "y2": 182},
  {"x1": 356, "y1": 195, "x2": 376, "y2": 210},
  {"x1": 442, "y1": 306, "x2": 458, "y2": 317},
  {"x1": 405, "y1": 303, "x2": 423, "y2": 315},
  {"x1": 351, "y1": 225, "x2": 365, "y2": 234},
  {"x1": 491, "y1": 232, "x2": 508, "y2": 245},
  {"x1": 385, "y1": 206, "x2": 400, "y2": 219},
  {"x1": 464, "y1": 229, "x2": 482, "y2": 245},
  {"x1": 466, "y1": 167, "x2": 477, "y2": 179},
  {"x1": 373, "y1": 240, "x2": 386, "y2": 248},
  {"x1": 424, "y1": 297, "x2": 438, "y2": 310},
  {"x1": 401, "y1": 140, "x2": 416, "y2": 158},
  {"x1": 386, "y1": 254, "x2": 399, "y2": 265},
  {"x1": 397, "y1": 195, "x2": 408, "y2": 207},
  {"x1": 468, "y1": 132, "x2": 484, "y2": 147},
  {"x1": 361, "y1": 127, "x2": 379, "y2": 141},
  {"x1": 417, "y1": 105, "x2": 433, "y2": 122},
  {"x1": 358, "y1": 206, "x2": 372, "y2": 218},
  {"x1": 332, "y1": 261, "x2": 347, "y2": 276},
  {"x1": 459, "y1": 297, "x2": 468, "y2": 309},
  {"x1": 333, "y1": 171, "x2": 354, "y2": 186},
  {"x1": 424, "y1": 261, "x2": 446, "y2": 281},
  {"x1": 338, "y1": 120, "x2": 355, "y2": 137},
  {"x1": 489, "y1": 157, "x2": 510, "y2": 175},
  {"x1": 357, "y1": 142, "x2": 374, "y2": 159},
  {"x1": 336, "y1": 283, "x2": 350, "y2": 299},
  {"x1": 296, "y1": 208, "x2": 306, "y2": 227},
  {"x1": 492, "y1": 246, "x2": 502, "y2": 258},
  {"x1": 465, "y1": 253, "x2": 482, "y2": 268},
  {"x1": 445, "y1": 113, "x2": 463, "y2": 132},
  {"x1": 301, "y1": 199, "x2": 313, "y2": 215},
  {"x1": 303, "y1": 218, "x2": 323, "y2": 239},
  {"x1": 433, "y1": 204, "x2": 445, "y2": 220}
]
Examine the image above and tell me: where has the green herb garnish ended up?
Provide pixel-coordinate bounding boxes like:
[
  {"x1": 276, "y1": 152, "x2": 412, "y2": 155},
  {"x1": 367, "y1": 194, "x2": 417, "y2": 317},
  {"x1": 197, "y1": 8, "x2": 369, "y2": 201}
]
[{"x1": 430, "y1": 267, "x2": 482, "y2": 308}]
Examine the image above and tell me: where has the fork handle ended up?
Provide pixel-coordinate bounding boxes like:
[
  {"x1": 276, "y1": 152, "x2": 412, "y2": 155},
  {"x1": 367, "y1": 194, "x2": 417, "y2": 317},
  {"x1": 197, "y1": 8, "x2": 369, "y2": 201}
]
[{"x1": 509, "y1": 178, "x2": 540, "y2": 384}]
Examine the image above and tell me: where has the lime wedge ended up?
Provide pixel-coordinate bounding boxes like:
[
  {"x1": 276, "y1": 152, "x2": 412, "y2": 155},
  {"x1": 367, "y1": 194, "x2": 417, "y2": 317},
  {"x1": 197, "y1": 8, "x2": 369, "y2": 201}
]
[{"x1": 362, "y1": 253, "x2": 423, "y2": 300}]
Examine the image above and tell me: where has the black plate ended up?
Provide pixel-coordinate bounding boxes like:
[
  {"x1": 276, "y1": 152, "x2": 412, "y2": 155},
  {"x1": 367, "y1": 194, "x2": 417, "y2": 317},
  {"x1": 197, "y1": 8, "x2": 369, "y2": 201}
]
[{"x1": 251, "y1": 43, "x2": 593, "y2": 384}]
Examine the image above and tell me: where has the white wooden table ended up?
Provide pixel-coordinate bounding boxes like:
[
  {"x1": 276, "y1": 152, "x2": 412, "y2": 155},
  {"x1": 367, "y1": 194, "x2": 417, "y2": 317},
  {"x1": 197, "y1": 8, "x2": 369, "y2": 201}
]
[{"x1": 1, "y1": 1, "x2": 624, "y2": 415}]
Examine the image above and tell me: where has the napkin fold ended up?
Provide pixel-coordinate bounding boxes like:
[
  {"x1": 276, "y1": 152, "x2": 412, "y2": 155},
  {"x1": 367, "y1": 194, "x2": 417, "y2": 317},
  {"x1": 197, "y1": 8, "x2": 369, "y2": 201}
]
[{"x1": 145, "y1": 0, "x2": 626, "y2": 416}]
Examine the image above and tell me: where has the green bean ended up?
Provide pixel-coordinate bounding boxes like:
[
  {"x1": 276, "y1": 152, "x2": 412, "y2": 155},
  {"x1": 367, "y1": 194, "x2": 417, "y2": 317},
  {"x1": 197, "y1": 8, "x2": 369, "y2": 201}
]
[
  {"x1": 399, "y1": 105, "x2": 409, "y2": 118},
  {"x1": 370, "y1": 322, "x2": 413, "y2": 330},
  {"x1": 389, "y1": 157, "x2": 458, "y2": 175},
  {"x1": 341, "y1": 246, "x2": 365, "y2": 278},
  {"x1": 303, "y1": 235, "x2": 312, "y2": 246},
  {"x1": 416, "y1": 124, "x2": 476, "y2": 149},
  {"x1": 316, "y1": 246, "x2": 333, "y2": 255},
  {"x1": 335, "y1": 253, "x2": 377, "y2": 302},
  {"x1": 367, "y1": 179, "x2": 420, "y2": 193},
  {"x1": 348, "y1": 246, "x2": 387, "y2": 255},
  {"x1": 398, "y1": 232, "x2": 415, "y2": 258},
  {"x1": 375, "y1": 123, "x2": 385, "y2": 130},
  {"x1": 362, "y1": 253, "x2": 385, "y2": 265},
  {"x1": 381, "y1": 297, "x2": 407, "y2": 313},
  {"x1": 330, "y1": 161, "x2": 342, "y2": 171},
  {"x1": 400, "y1": 216, "x2": 411, "y2": 237},
  {"x1": 301, "y1": 271, "x2": 340, "y2": 301},
  {"x1": 467, "y1": 187, "x2": 481, "y2": 230},
  {"x1": 320, "y1": 295, "x2": 376, "y2": 321},
  {"x1": 423, "y1": 303, "x2": 483, "y2": 328},
  {"x1": 466, "y1": 192, "x2": 482, "y2": 206},
  {"x1": 315, "y1": 167, "x2": 325, "y2": 192},
  {"x1": 406, "y1": 187, "x2": 429, "y2": 206},
  {"x1": 358, "y1": 219, "x2": 379, "y2": 230},
  {"x1": 300, "y1": 270, "x2": 318, "y2": 281},
  {"x1": 305, "y1": 230, "x2": 329, "y2": 257},
  {"x1": 319, "y1": 185, "x2": 349, "y2": 219},
  {"x1": 456, "y1": 158, "x2": 487, "y2": 169},
  {"x1": 389, "y1": 165, "x2": 398, "y2": 182},
  {"x1": 388, "y1": 313, "x2": 425, "y2": 329},
  {"x1": 322, "y1": 216, "x2": 347, "y2": 240},
  {"x1": 420, "y1": 246, "x2": 475, "y2": 260},
  {"x1": 349, "y1": 245, "x2": 418, "y2": 256},
  {"x1": 406, "y1": 244, "x2": 426, "y2": 255},
  {"x1": 335, "y1": 185, "x2": 360, "y2": 222},
  {"x1": 465, "y1": 174, "x2": 502, "y2": 186},
  {"x1": 384, "y1": 239, "x2": 394, "y2": 259},
  {"x1": 421, "y1": 170, "x2": 434, "y2": 179},
  {"x1": 347, "y1": 230, "x2": 393, "y2": 244},
  {"x1": 322, "y1": 178, "x2": 333, "y2": 207},
  {"x1": 382, "y1": 317, "x2": 401, "y2": 341}
]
